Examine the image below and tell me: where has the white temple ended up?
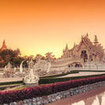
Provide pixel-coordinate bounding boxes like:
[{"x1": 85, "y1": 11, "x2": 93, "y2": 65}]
[{"x1": 50, "y1": 34, "x2": 105, "y2": 72}]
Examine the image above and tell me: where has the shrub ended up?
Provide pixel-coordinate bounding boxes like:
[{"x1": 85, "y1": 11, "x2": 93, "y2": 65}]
[
  {"x1": 0, "y1": 75, "x2": 105, "y2": 104},
  {"x1": 39, "y1": 74, "x2": 105, "y2": 84}
]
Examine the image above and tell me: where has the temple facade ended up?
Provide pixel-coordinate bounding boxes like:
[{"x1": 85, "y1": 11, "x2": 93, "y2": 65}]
[
  {"x1": 62, "y1": 34, "x2": 104, "y2": 63},
  {"x1": 51, "y1": 34, "x2": 105, "y2": 72}
]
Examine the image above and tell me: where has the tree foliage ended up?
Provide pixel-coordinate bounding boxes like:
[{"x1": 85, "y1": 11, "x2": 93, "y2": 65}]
[{"x1": 0, "y1": 49, "x2": 23, "y2": 67}]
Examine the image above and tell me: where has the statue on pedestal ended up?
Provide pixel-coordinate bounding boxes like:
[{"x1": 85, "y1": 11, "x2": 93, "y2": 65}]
[
  {"x1": 23, "y1": 60, "x2": 39, "y2": 86},
  {"x1": 3, "y1": 62, "x2": 14, "y2": 78},
  {"x1": 24, "y1": 68, "x2": 39, "y2": 86}
]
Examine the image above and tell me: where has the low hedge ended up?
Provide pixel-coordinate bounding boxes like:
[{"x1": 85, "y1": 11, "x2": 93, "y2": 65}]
[
  {"x1": 39, "y1": 74, "x2": 105, "y2": 84},
  {"x1": 0, "y1": 81, "x2": 23, "y2": 86},
  {"x1": 1, "y1": 75, "x2": 105, "y2": 104},
  {"x1": 41, "y1": 70, "x2": 79, "y2": 79},
  {"x1": 41, "y1": 70, "x2": 105, "y2": 79},
  {"x1": 78, "y1": 70, "x2": 105, "y2": 72}
]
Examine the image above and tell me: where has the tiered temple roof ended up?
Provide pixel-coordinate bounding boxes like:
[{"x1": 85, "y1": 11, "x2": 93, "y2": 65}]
[
  {"x1": 0, "y1": 40, "x2": 7, "y2": 51},
  {"x1": 62, "y1": 34, "x2": 105, "y2": 62}
]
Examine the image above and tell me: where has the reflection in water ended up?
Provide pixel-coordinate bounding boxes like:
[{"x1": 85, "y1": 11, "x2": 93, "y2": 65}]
[
  {"x1": 72, "y1": 92, "x2": 105, "y2": 105},
  {"x1": 72, "y1": 101, "x2": 85, "y2": 105},
  {"x1": 84, "y1": 96, "x2": 96, "y2": 105},
  {"x1": 92, "y1": 96, "x2": 100, "y2": 105},
  {"x1": 97, "y1": 93, "x2": 103, "y2": 105}
]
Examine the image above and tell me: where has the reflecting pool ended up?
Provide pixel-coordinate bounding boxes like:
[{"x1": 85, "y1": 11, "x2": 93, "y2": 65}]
[{"x1": 72, "y1": 92, "x2": 105, "y2": 105}]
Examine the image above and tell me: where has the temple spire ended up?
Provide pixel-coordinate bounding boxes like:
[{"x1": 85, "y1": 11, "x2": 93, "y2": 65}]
[
  {"x1": 94, "y1": 35, "x2": 98, "y2": 45},
  {"x1": 1, "y1": 40, "x2": 7, "y2": 51},
  {"x1": 65, "y1": 44, "x2": 68, "y2": 50}
]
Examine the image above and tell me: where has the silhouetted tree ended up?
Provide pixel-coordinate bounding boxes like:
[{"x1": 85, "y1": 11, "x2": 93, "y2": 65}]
[
  {"x1": 0, "y1": 48, "x2": 21, "y2": 67},
  {"x1": 45, "y1": 52, "x2": 55, "y2": 61}
]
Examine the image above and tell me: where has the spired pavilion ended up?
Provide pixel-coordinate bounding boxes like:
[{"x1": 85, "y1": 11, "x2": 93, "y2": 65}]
[
  {"x1": 0, "y1": 40, "x2": 7, "y2": 51},
  {"x1": 0, "y1": 40, "x2": 7, "y2": 63},
  {"x1": 51, "y1": 34, "x2": 105, "y2": 71}
]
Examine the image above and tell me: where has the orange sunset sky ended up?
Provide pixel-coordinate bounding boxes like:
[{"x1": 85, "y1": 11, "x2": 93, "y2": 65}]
[{"x1": 0, "y1": 0, "x2": 105, "y2": 57}]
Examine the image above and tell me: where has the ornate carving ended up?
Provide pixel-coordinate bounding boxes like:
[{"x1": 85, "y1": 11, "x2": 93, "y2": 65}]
[{"x1": 24, "y1": 60, "x2": 39, "y2": 86}]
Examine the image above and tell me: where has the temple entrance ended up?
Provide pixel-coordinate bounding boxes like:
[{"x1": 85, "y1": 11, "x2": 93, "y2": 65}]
[
  {"x1": 68, "y1": 62, "x2": 82, "y2": 68},
  {"x1": 81, "y1": 50, "x2": 88, "y2": 62}
]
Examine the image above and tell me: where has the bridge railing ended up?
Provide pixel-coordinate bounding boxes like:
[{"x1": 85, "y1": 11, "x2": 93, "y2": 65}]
[{"x1": 67, "y1": 67, "x2": 105, "y2": 71}]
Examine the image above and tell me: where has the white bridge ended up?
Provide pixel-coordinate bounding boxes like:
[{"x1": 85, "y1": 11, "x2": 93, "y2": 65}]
[{"x1": 51, "y1": 58, "x2": 105, "y2": 72}]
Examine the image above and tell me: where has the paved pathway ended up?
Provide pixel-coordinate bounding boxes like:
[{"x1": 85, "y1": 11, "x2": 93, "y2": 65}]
[
  {"x1": 0, "y1": 78, "x2": 22, "y2": 83},
  {"x1": 59, "y1": 72, "x2": 105, "y2": 78}
]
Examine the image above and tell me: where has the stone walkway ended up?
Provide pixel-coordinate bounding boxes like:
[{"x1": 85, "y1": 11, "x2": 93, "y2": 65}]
[
  {"x1": 59, "y1": 72, "x2": 105, "y2": 78},
  {"x1": 48, "y1": 85, "x2": 105, "y2": 105},
  {"x1": 0, "y1": 78, "x2": 22, "y2": 83}
]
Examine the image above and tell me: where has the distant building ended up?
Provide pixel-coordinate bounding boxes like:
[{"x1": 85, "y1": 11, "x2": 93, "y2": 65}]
[
  {"x1": 62, "y1": 34, "x2": 104, "y2": 63},
  {"x1": 51, "y1": 34, "x2": 105, "y2": 72}
]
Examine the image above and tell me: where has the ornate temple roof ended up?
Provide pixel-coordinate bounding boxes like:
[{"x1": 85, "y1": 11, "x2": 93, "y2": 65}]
[{"x1": 62, "y1": 34, "x2": 105, "y2": 59}]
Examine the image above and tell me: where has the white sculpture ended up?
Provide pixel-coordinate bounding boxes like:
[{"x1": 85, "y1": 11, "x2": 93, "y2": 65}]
[
  {"x1": 23, "y1": 59, "x2": 52, "y2": 85},
  {"x1": 14, "y1": 67, "x2": 16, "y2": 72},
  {"x1": 20, "y1": 60, "x2": 25, "y2": 73},
  {"x1": 4, "y1": 62, "x2": 12, "y2": 71},
  {"x1": 34, "y1": 60, "x2": 51, "y2": 73},
  {"x1": 24, "y1": 68, "x2": 39, "y2": 85},
  {"x1": 46, "y1": 62, "x2": 51, "y2": 73},
  {"x1": 28, "y1": 60, "x2": 35, "y2": 69},
  {"x1": 3, "y1": 62, "x2": 14, "y2": 78},
  {"x1": 23, "y1": 60, "x2": 39, "y2": 86}
]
